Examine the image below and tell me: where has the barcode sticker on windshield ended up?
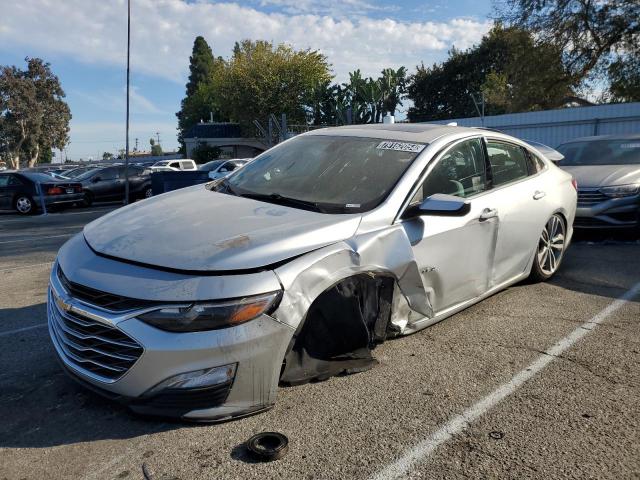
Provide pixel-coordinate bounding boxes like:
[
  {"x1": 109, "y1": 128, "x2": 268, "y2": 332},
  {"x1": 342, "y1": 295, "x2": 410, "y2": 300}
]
[{"x1": 377, "y1": 141, "x2": 426, "y2": 153}]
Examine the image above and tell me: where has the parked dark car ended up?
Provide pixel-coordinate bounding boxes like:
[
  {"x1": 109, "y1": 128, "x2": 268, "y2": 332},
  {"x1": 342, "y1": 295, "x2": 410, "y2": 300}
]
[
  {"x1": 0, "y1": 171, "x2": 83, "y2": 214},
  {"x1": 78, "y1": 165, "x2": 152, "y2": 206}
]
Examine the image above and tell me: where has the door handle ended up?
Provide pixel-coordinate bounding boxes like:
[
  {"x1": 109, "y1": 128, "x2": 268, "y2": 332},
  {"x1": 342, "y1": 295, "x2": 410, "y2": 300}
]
[
  {"x1": 479, "y1": 208, "x2": 498, "y2": 221},
  {"x1": 533, "y1": 190, "x2": 546, "y2": 200}
]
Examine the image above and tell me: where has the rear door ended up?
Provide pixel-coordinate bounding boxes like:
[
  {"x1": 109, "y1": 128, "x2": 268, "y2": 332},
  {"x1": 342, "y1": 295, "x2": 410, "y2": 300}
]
[
  {"x1": 484, "y1": 138, "x2": 552, "y2": 286},
  {"x1": 401, "y1": 137, "x2": 499, "y2": 313}
]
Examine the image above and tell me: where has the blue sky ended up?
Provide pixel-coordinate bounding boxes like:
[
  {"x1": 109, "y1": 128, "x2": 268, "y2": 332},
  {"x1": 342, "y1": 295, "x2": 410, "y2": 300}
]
[{"x1": 0, "y1": 0, "x2": 492, "y2": 161}]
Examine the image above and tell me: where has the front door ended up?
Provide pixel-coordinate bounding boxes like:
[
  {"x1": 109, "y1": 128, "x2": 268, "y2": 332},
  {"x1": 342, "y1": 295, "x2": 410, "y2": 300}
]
[{"x1": 401, "y1": 137, "x2": 499, "y2": 314}]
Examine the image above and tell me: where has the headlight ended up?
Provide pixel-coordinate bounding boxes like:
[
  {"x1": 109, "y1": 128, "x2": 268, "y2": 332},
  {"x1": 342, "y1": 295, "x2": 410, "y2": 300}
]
[
  {"x1": 137, "y1": 291, "x2": 281, "y2": 332},
  {"x1": 600, "y1": 184, "x2": 640, "y2": 198}
]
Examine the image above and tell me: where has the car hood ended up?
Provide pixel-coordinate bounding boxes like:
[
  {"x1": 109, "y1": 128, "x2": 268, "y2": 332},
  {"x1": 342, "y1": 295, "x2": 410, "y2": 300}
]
[
  {"x1": 561, "y1": 165, "x2": 640, "y2": 188},
  {"x1": 83, "y1": 186, "x2": 362, "y2": 272}
]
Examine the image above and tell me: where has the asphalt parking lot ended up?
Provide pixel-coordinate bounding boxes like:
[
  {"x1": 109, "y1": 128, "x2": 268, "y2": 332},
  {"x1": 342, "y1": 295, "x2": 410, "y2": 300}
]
[{"x1": 1, "y1": 207, "x2": 639, "y2": 480}]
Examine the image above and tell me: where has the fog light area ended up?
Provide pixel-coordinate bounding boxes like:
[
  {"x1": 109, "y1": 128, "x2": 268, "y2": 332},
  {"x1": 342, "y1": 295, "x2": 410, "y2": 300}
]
[{"x1": 146, "y1": 363, "x2": 237, "y2": 395}]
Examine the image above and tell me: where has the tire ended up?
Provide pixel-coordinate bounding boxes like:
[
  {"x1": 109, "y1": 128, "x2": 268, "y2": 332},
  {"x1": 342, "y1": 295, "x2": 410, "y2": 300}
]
[
  {"x1": 14, "y1": 195, "x2": 35, "y2": 215},
  {"x1": 142, "y1": 186, "x2": 153, "y2": 199},
  {"x1": 82, "y1": 192, "x2": 94, "y2": 207},
  {"x1": 529, "y1": 213, "x2": 567, "y2": 282}
]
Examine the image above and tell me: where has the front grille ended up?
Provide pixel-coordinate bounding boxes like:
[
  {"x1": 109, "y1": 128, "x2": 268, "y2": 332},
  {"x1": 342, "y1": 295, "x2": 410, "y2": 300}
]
[
  {"x1": 577, "y1": 188, "x2": 608, "y2": 206},
  {"x1": 57, "y1": 266, "x2": 155, "y2": 312},
  {"x1": 48, "y1": 290, "x2": 144, "y2": 382},
  {"x1": 573, "y1": 217, "x2": 613, "y2": 228}
]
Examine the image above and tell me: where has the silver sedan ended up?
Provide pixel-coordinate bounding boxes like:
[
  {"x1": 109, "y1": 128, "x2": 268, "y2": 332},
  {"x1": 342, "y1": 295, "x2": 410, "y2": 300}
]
[{"x1": 48, "y1": 124, "x2": 577, "y2": 421}]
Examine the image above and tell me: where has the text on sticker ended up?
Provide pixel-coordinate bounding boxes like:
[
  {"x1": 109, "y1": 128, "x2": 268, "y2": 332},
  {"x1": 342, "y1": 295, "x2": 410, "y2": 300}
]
[{"x1": 377, "y1": 141, "x2": 426, "y2": 153}]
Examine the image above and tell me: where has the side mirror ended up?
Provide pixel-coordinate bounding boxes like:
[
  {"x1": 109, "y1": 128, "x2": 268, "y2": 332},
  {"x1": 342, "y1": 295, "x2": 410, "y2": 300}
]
[{"x1": 404, "y1": 193, "x2": 471, "y2": 218}]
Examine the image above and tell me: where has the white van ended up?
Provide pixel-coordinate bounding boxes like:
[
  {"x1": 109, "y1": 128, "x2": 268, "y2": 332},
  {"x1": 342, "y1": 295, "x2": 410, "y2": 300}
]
[{"x1": 149, "y1": 159, "x2": 197, "y2": 172}]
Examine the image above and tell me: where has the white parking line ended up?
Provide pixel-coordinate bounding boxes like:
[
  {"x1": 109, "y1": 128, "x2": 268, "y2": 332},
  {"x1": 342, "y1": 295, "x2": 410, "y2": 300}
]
[
  {"x1": 0, "y1": 323, "x2": 47, "y2": 337},
  {"x1": 0, "y1": 261, "x2": 53, "y2": 274},
  {"x1": 0, "y1": 233, "x2": 76, "y2": 245},
  {"x1": 370, "y1": 281, "x2": 640, "y2": 480}
]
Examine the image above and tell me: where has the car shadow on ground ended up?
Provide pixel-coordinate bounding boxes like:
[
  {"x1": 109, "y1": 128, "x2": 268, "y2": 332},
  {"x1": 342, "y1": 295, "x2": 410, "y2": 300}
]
[
  {"x1": 0, "y1": 303, "x2": 181, "y2": 449},
  {"x1": 547, "y1": 228, "x2": 640, "y2": 300}
]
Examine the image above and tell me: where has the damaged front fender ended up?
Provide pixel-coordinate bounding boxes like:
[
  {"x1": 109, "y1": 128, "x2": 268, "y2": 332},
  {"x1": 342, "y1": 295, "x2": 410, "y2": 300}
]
[{"x1": 273, "y1": 225, "x2": 433, "y2": 384}]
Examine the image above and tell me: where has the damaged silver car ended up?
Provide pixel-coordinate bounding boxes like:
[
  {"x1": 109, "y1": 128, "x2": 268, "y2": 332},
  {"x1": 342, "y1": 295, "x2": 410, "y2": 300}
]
[{"x1": 48, "y1": 124, "x2": 577, "y2": 421}]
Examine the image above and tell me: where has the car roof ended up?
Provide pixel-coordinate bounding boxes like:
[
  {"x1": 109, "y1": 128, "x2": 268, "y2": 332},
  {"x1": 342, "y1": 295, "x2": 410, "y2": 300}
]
[
  {"x1": 558, "y1": 133, "x2": 640, "y2": 145},
  {"x1": 304, "y1": 123, "x2": 479, "y2": 143}
]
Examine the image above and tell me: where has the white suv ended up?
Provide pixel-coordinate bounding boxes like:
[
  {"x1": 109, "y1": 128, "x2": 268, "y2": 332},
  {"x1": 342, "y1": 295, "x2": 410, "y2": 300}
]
[{"x1": 150, "y1": 159, "x2": 197, "y2": 172}]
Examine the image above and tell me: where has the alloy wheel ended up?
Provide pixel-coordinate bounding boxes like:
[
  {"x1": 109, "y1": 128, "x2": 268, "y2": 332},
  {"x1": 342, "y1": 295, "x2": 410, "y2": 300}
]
[
  {"x1": 144, "y1": 188, "x2": 153, "y2": 198},
  {"x1": 537, "y1": 215, "x2": 565, "y2": 275},
  {"x1": 16, "y1": 196, "x2": 33, "y2": 214}
]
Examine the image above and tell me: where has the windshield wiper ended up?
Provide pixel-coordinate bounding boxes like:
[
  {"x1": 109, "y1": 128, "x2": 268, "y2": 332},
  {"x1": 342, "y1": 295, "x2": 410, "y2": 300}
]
[
  {"x1": 239, "y1": 192, "x2": 326, "y2": 213},
  {"x1": 211, "y1": 178, "x2": 237, "y2": 195}
]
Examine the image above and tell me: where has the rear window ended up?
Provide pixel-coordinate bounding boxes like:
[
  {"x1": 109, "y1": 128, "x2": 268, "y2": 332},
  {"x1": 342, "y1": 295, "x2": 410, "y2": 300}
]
[{"x1": 557, "y1": 139, "x2": 640, "y2": 165}]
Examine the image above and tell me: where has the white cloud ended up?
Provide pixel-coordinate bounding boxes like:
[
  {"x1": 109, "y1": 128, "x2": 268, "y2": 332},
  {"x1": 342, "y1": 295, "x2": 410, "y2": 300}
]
[
  {"x1": 75, "y1": 86, "x2": 164, "y2": 115},
  {"x1": 0, "y1": 0, "x2": 491, "y2": 83}
]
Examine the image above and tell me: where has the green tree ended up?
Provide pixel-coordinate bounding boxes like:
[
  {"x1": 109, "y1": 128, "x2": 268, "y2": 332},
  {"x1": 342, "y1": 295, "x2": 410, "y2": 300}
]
[
  {"x1": 149, "y1": 138, "x2": 162, "y2": 156},
  {"x1": 102, "y1": 152, "x2": 113, "y2": 161},
  {"x1": 0, "y1": 58, "x2": 71, "y2": 169},
  {"x1": 185, "y1": 36, "x2": 217, "y2": 97},
  {"x1": 407, "y1": 26, "x2": 578, "y2": 121},
  {"x1": 176, "y1": 36, "x2": 224, "y2": 149},
  {"x1": 218, "y1": 40, "x2": 331, "y2": 128},
  {"x1": 496, "y1": 0, "x2": 640, "y2": 100},
  {"x1": 191, "y1": 143, "x2": 222, "y2": 163}
]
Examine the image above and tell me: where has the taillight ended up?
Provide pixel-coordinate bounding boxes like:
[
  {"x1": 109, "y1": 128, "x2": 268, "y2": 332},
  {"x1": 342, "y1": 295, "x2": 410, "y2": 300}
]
[
  {"x1": 47, "y1": 186, "x2": 64, "y2": 195},
  {"x1": 571, "y1": 178, "x2": 578, "y2": 191},
  {"x1": 75, "y1": 186, "x2": 82, "y2": 192}
]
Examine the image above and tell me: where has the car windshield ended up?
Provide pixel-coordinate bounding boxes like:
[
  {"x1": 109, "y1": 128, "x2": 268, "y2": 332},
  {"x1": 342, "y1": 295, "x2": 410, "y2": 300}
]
[
  {"x1": 222, "y1": 135, "x2": 425, "y2": 213},
  {"x1": 200, "y1": 160, "x2": 224, "y2": 171},
  {"x1": 153, "y1": 161, "x2": 170, "y2": 166},
  {"x1": 557, "y1": 139, "x2": 640, "y2": 166},
  {"x1": 75, "y1": 168, "x2": 102, "y2": 180}
]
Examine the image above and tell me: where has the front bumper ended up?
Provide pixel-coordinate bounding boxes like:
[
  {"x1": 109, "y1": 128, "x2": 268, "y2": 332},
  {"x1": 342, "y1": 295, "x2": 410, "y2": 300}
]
[
  {"x1": 575, "y1": 193, "x2": 640, "y2": 228},
  {"x1": 47, "y1": 263, "x2": 294, "y2": 421}
]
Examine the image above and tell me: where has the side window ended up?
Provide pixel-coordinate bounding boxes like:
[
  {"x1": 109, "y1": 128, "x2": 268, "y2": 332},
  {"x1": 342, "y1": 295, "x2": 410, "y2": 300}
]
[
  {"x1": 170, "y1": 162, "x2": 181, "y2": 169},
  {"x1": 100, "y1": 168, "x2": 118, "y2": 181},
  {"x1": 528, "y1": 152, "x2": 546, "y2": 173},
  {"x1": 410, "y1": 138, "x2": 488, "y2": 205},
  {"x1": 8, "y1": 175, "x2": 23, "y2": 186},
  {"x1": 0, "y1": 176, "x2": 9, "y2": 187},
  {"x1": 180, "y1": 161, "x2": 193, "y2": 170},
  {"x1": 486, "y1": 141, "x2": 530, "y2": 186}
]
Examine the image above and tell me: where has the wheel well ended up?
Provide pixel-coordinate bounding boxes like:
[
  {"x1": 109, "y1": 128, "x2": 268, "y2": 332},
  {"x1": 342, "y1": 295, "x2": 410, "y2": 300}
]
[
  {"x1": 280, "y1": 273, "x2": 395, "y2": 385},
  {"x1": 12, "y1": 192, "x2": 32, "y2": 205}
]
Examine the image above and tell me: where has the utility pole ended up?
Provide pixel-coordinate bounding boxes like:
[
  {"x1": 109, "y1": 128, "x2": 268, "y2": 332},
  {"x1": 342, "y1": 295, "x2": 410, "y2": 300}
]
[
  {"x1": 134, "y1": 137, "x2": 139, "y2": 152},
  {"x1": 470, "y1": 92, "x2": 486, "y2": 126},
  {"x1": 155, "y1": 131, "x2": 161, "y2": 146},
  {"x1": 124, "y1": 0, "x2": 131, "y2": 205}
]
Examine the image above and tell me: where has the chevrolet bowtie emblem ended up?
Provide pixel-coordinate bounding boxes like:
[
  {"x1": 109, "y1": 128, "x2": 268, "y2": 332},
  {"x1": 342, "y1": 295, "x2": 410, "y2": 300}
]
[{"x1": 55, "y1": 293, "x2": 73, "y2": 313}]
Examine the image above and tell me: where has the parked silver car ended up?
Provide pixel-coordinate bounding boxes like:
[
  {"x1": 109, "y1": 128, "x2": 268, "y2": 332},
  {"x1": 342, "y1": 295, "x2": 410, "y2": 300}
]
[
  {"x1": 48, "y1": 124, "x2": 577, "y2": 420},
  {"x1": 556, "y1": 134, "x2": 640, "y2": 229},
  {"x1": 199, "y1": 158, "x2": 250, "y2": 180}
]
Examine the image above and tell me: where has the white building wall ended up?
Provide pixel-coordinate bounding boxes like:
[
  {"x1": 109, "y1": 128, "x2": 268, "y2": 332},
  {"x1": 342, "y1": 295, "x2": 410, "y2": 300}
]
[{"x1": 428, "y1": 102, "x2": 640, "y2": 147}]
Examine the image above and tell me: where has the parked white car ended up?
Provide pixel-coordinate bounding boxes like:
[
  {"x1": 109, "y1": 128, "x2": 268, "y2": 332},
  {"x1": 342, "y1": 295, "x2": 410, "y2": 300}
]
[
  {"x1": 200, "y1": 159, "x2": 250, "y2": 180},
  {"x1": 150, "y1": 159, "x2": 197, "y2": 172}
]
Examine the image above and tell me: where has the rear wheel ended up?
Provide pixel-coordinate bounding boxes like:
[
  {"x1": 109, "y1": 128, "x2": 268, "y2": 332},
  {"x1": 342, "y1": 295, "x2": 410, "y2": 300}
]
[
  {"x1": 529, "y1": 214, "x2": 566, "y2": 282},
  {"x1": 82, "y1": 191, "x2": 94, "y2": 207},
  {"x1": 14, "y1": 195, "x2": 35, "y2": 215},
  {"x1": 143, "y1": 186, "x2": 153, "y2": 199}
]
